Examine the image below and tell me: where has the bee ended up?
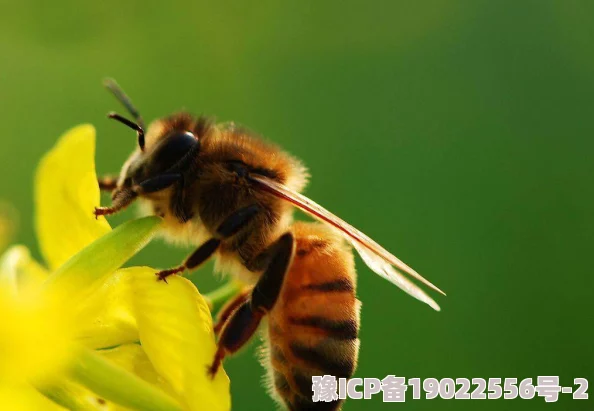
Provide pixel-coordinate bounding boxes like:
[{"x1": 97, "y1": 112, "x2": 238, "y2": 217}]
[{"x1": 96, "y1": 79, "x2": 445, "y2": 410}]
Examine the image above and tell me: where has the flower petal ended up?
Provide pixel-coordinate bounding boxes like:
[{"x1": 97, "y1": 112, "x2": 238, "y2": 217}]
[
  {"x1": 0, "y1": 287, "x2": 75, "y2": 386},
  {"x1": 74, "y1": 270, "x2": 138, "y2": 350},
  {"x1": 0, "y1": 246, "x2": 49, "y2": 296},
  {"x1": 0, "y1": 250, "x2": 74, "y2": 387},
  {"x1": 0, "y1": 385, "x2": 65, "y2": 411},
  {"x1": 98, "y1": 344, "x2": 179, "y2": 405},
  {"x1": 126, "y1": 267, "x2": 231, "y2": 411},
  {"x1": 35, "y1": 124, "x2": 111, "y2": 270},
  {"x1": 42, "y1": 216, "x2": 161, "y2": 304}
]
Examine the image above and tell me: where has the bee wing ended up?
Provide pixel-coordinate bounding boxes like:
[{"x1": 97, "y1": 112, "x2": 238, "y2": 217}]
[{"x1": 250, "y1": 175, "x2": 444, "y2": 311}]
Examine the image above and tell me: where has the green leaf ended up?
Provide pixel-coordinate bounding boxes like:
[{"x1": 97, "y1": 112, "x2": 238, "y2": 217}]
[
  {"x1": 36, "y1": 379, "x2": 107, "y2": 411},
  {"x1": 70, "y1": 347, "x2": 182, "y2": 411},
  {"x1": 42, "y1": 217, "x2": 161, "y2": 301}
]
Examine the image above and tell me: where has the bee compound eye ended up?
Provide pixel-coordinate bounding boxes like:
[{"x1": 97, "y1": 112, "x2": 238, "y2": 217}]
[{"x1": 153, "y1": 131, "x2": 198, "y2": 169}]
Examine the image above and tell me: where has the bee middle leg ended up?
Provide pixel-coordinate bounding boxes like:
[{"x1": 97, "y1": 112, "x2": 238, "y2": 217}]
[
  {"x1": 156, "y1": 204, "x2": 261, "y2": 281},
  {"x1": 208, "y1": 232, "x2": 294, "y2": 378}
]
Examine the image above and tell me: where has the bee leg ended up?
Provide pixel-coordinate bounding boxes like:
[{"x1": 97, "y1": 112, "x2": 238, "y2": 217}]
[
  {"x1": 213, "y1": 289, "x2": 251, "y2": 336},
  {"x1": 249, "y1": 232, "x2": 295, "y2": 311},
  {"x1": 156, "y1": 238, "x2": 221, "y2": 282},
  {"x1": 156, "y1": 204, "x2": 261, "y2": 282},
  {"x1": 98, "y1": 175, "x2": 118, "y2": 192},
  {"x1": 94, "y1": 188, "x2": 137, "y2": 219},
  {"x1": 208, "y1": 233, "x2": 294, "y2": 378},
  {"x1": 215, "y1": 205, "x2": 259, "y2": 238},
  {"x1": 207, "y1": 300, "x2": 265, "y2": 378}
]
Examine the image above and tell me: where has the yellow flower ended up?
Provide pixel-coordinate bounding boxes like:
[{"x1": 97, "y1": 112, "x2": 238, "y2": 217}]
[{"x1": 0, "y1": 125, "x2": 231, "y2": 410}]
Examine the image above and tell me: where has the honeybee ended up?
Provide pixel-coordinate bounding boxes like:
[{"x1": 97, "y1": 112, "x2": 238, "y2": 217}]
[{"x1": 96, "y1": 79, "x2": 445, "y2": 410}]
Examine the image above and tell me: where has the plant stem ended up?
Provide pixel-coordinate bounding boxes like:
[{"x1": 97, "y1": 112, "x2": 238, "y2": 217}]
[
  {"x1": 70, "y1": 347, "x2": 182, "y2": 411},
  {"x1": 43, "y1": 217, "x2": 162, "y2": 301}
]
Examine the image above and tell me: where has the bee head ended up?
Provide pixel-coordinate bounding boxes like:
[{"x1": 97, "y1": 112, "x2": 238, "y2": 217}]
[
  {"x1": 103, "y1": 79, "x2": 203, "y2": 194},
  {"x1": 112, "y1": 116, "x2": 202, "y2": 192}
]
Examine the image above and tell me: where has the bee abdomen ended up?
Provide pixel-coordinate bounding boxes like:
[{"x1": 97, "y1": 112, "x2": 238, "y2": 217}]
[
  {"x1": 301, "y1": 278, "x2": 354, "y2": 293},
  {"x1": 288, "y1": 316, "x2": 358, "y2": 341},
  {"x1": 289, "y1": 339, "x2": 358, "y2": 378},
  {"x1": 269, "y1": 328, "x2": 360, "y2": 410},
  {"x1": 271, "y1": 368, "x2": 342, "y2": 411},
  {"x1": 266, "y1": 222, "x2": 361, "y2": 410}
]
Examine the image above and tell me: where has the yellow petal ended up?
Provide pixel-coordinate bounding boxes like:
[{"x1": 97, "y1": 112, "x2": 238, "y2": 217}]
[
  {"x1": 126, "y1": 268, "x2": 231, "y2": 411},
  {"x1": 98, "y1": 344, "x2": 179, "y2": 407},
  {"x1": 0, "y1": 249, "x2": 75, "y2": 399},
  {"x1": 0, "y1": 385, "x2": 65, "y2": 411},
  {"x1": 35, "y1": 124, "x2": 111, "y2": 271},
  {"x1": 0, "y1": 288, "x2": 75, "y2": 386},
  {"x1": 0, "y1": 246, "x2": 49, "y2": 296},
  {"x1": 74, "y1": 270, "x2": 138, "y2": 350}
]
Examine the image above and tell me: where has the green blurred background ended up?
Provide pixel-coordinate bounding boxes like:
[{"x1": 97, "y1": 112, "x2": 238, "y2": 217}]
[{"x1": 1, "y1": 1, "x2": 592, "y2": 410}]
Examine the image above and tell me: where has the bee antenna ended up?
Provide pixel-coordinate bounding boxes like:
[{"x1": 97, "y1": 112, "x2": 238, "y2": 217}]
[
  {"x1": 103, "y1": 78, "x2": 146, "y2": 129},
  {"x1": 107, "y1": 112, "x2": 146, "y2": 151}
]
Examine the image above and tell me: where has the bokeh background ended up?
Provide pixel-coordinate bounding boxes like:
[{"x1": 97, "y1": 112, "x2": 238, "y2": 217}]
[{"x1": 1, "y1": 1, "x2": 592, "y2": 410}]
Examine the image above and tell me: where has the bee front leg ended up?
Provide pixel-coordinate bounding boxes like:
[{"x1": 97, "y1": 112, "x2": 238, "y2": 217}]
[
  {"x1": 156, "y1": 204, "x2": 261, "y2": 282},
  {"x1": 208, "y1": 232, "x2": 294, "y2": 378},
  {"x1": 94, "y1": 188, "x2": 138, "y2": 218}
]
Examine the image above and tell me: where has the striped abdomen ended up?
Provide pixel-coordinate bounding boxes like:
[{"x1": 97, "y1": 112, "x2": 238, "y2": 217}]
[{"x1": 264, "y1": 222, "x2": 361, "y2": 410}]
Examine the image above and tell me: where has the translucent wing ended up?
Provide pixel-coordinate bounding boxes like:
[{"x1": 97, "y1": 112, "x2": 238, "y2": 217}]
[{"x1": 250, "y1": 175, "x2": 445, "y2": 311}]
